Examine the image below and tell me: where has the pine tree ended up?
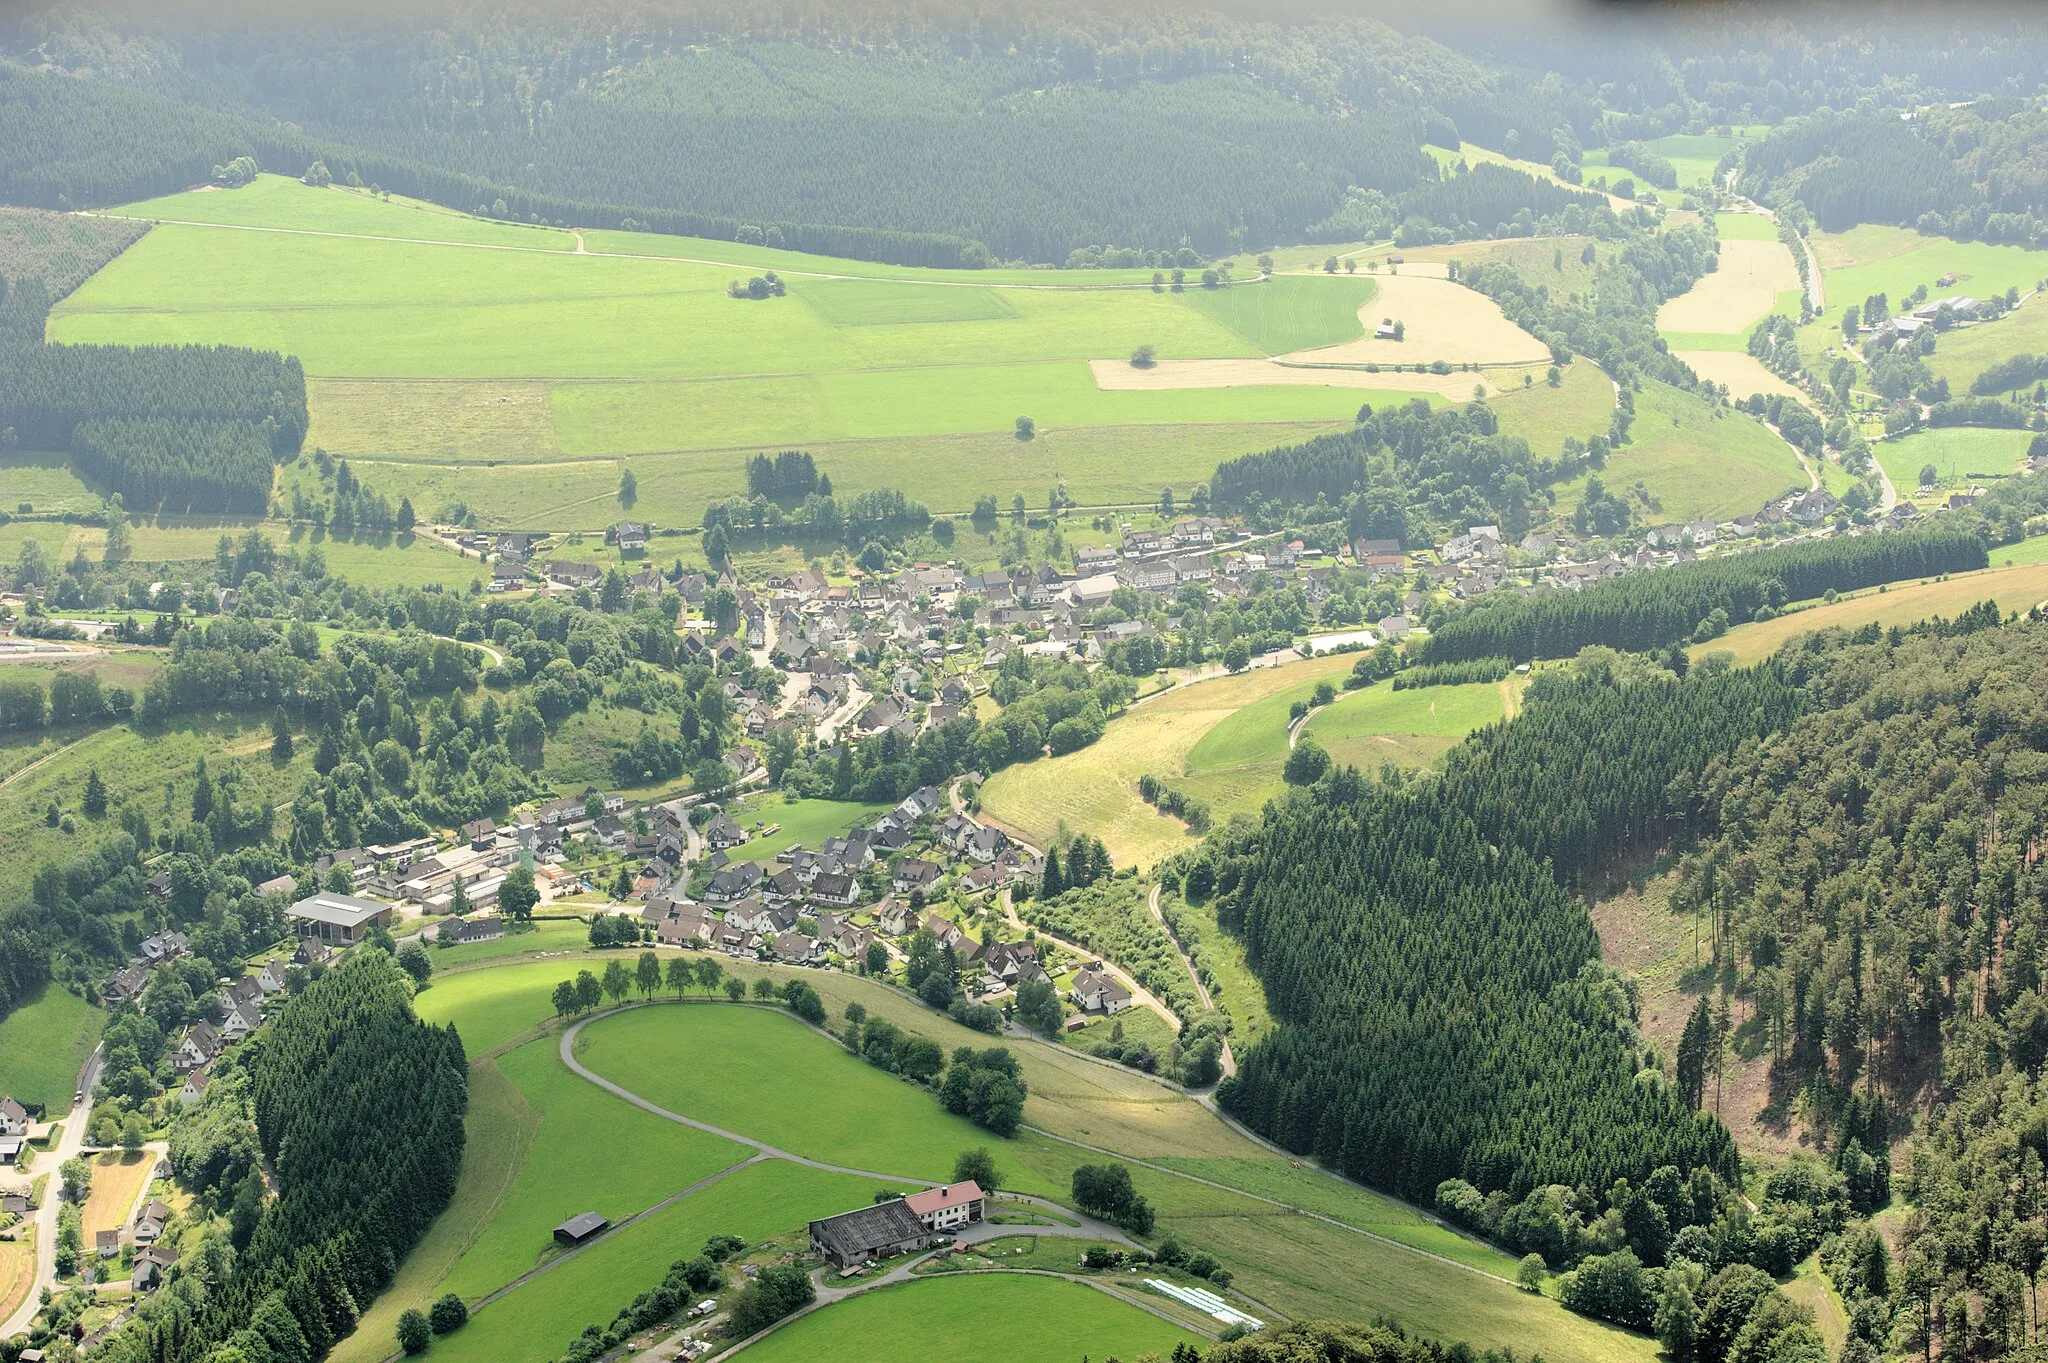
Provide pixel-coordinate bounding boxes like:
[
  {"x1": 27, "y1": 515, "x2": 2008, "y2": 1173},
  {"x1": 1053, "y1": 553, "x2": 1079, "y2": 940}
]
[
  {"x1": 1041, "y1": 845, "x2": 1064, "y2": 897},
  {"x1": 192, "y1": 756, "x2": 213, "y2": 821},
  {"x1": 82, "y1": 767, "x2": 107, "y2": 818},
  {"x1": 1676, "y1": 997, "x2": 1713, "y2": 1110},
  {"x1": 271, "y1": 706, "x2": 295, "y2": 761}
]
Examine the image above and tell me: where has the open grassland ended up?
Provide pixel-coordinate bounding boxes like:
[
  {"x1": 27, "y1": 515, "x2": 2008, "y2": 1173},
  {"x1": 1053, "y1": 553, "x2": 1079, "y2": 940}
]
[
  {"x1": 1811, "y1": 225, "x2": 2048, "y2": 319},
  {"x1": 737, "y1": 1273, "x2": 1200, "y2": 1363},
  {"x1": 980, "y1": 653, "x2": 1360, "y2": 869},
  {"x1": 1710, "y1": 212, "x2": 1782, "y2": 243},
  {"x1": 79, "y1": 1150, "x2": 152, "y2": 1237},
  {"x1": 1552, "y1": 381, "x2": 1806, "y2": 524},
  {"x1": 1491, "y1": 360, "x2": 1616, "y2": 455},
  {"x1": 1281, "y1": 273, "x2": 1551, "y2": 367},
  {"x1": 415, "y1": 919, "x2": 587, "y2": 964},
  {"x1": 0, "y1": 453, "x2": 99, "y2": 516},
  {"x1": 1872, "y1": 427, "x2": 2033, "y2": 504},
  {"x1": 1657, "y1": 238, "x2": 1801, "y2": 339},
  {"x1": 437, "y1": 1036, "x2": 750, "y2": 1300},
  {"x1": 58, "y1": 176, "x2": 1438, "y2": 530},
  {"x1": 415, "y1": 960, "x2": 617, "y2": 1056},
  {"x1": 1925, "y1": 301, "x2": 2048, "y2": 391},
  {"x1": 717, "y1": 795, "x2": 892, "y2": 867},
  {"x1": 1677, "y1": 351, "x2": 1811, "y2": 407},
  {"x1": 7, "y1": 650, "x2": 163, "y2": 701},
  {"x1": 1696, "y1": 558, "x2": 2048, "y2": 665},
  {"x1": 0, "y1": 984, "x2": 103, "y2": 1109},
  {"x1": 1296, "y1": 678, "x2": 1511, "y2": 775},
  {"x1": 330, "y1": 1060, "x2": 537, "y2": 1363},
  {"x1": 418, "y1": 1161, "x2": 875, "y2": 1363},
  {"x1": 575, "y1": 1004, "x2": 1020, "y2": 1189},
  {"x1": 0, "y1": 714, "x2": 312, "y2": 902}
]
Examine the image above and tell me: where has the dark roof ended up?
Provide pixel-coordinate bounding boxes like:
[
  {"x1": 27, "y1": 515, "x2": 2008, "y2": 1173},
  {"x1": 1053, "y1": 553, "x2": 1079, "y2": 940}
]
[
  {"x1": 554, "y1": 1211, "x2": 610, "y2": 1244},
  {"x1": 809, "y1": 1199, "x2": 926, "y2": 1261}
]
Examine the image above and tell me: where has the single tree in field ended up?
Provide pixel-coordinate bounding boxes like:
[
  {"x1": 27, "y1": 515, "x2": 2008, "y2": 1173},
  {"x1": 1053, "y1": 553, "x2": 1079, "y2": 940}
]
[
  {"x1": 1920, "y1": 463, "x2": 1939, "y2": 487},
  {"x1": 602, "y1": 958, "x2": 633, "y2": 1004},
  {"x1": 1014, "y1": 415, "x2": 1035, "y2": 441},
  {"x1": 752, "y1": 977, "x2": 777, "y2": 1000},
  {"x1": 1130, "y1": 344, "x2": 1156, "y2": 368},
  {"x1": 82, "y1": 768, "x2": 107, "y2": 818},
  {"x1": 270, "y1": 707, "x2": 294, "y2": 761},
  {"x1": 575, "y1": 969, "x2": 603, "y2": 1012},
  {"x1": 619, "y1": 467, "x2": 638, "y2": 507},
  {"x1": 724, "y1": 977, "x2": 746, "y2": 1001},
  {"x1": 120, "y1": 1112, "x2": 146, "y2": 1152},
  {"x1": 954, "y1": 1148, "x2": 1001, "y2": 1193},
  {"x1": 396, "y1": 1310, "x2": 431, "y2": 1356},
  {"x1": 396, "y1": 497, "x2": 415, "y2": 533},
  {"x1": 1283, "y1": 734, "x2": 1330, "y2": 786},
  {"x1": 553, "y1": 980, "x2": 578, "y2": 1017},
  {"x1": 636, "y1": 950, "x2": 661, "y2": 999},
  {"x1": 864, "y1": 941, "x2": 889, "y2": 976},
  {"x1": 1516, "y1": 1253, "x2": 1547, "y2": 1293}
]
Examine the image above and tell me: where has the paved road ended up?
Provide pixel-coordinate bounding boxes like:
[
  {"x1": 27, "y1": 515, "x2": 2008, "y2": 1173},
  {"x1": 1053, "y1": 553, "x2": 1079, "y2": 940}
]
[{"x1": 2, "y1": 1045, "x2": 102, "y2": 1336}]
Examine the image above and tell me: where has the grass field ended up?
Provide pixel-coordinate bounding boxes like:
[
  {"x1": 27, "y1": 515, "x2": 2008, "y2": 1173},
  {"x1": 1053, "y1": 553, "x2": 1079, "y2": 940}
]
[
  {"x1": 738, "y1": 1273, "x2": 1200, "y2": 1363},
  {"x1": 1492, "y1": 360, "x2": 1616, "y2": 455},
  {"x1": 980, "y1": 653, "x2": 1360, "y2": 868},
  {"x1": 1697, "y1": 558, "x2": 2048, "y2": 665},
  {"x1": 574, "y1": 1004, "x2": 1014, "y2": 1189},
  {"x1": 0, "y1": 985, "x2": 103, "y2": 1108},
  {"x1": 1297, "y1": 679, "x2": 1510, "y2": 774},
  {"x1": 437, "y1": 1036, "x2": 750, "y2": 1300},
  {"x1": 1281, "y1": 272, "x2": 1550, "y2": 367},
  {"x1": 55, "y1": 176, "x2": 1462, "y2": 528},
  {"x1": 1552, "y1": 381, "x2": 1807, "y2": 524},
  {"x1": 417, "y1": 919, "x2": 586, "y2": 965},
  {"x1": 716, "y1": 795, "x2": 893, "y2": 867},
  {"x1": 0, "y1": 453, "x2": 99, "y2": 516},
  {"x1": 418, "y1": 1160, "x2": 876, "y2": 1363},
  {"x1": 1810, "y1": 225, "x2": 2048, "y2": 323},
  {"x1": 1156, "y1": 890, "x2": 1272, "y2": 1050},
  {"x1": 331, "y1": 1059, "x2": 538, "y2": 1363},
  {"x1": 1872, "y1": 427, "x2": 2033, "y2": 504},
  {"x1": 415, "y1": 960, "x2": 607, "y2": 1055},
  {"x1": 79, "y1": 1150, "x2": 152, "y2": 1238},
  {"x1": 1925, "y1": 301, "x2": 2048, "y2": 392}
]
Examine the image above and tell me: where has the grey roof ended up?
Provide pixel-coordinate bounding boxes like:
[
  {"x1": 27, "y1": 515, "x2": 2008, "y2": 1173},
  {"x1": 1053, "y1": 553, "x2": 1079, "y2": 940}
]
[
  {"x1": 555, "y1": 1211, "x2": 609, "y2": 1242},
  {"x1": 286, "y1": 892, "x2": 390, "y2": 928},
  {"x1": 809, "y1": 1199, "x2": 926, "y2": 1261}
]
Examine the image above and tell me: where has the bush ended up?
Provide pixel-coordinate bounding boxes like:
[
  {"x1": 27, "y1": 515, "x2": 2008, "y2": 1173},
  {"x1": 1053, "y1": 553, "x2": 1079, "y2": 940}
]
[
  {"x1": 429, "y1": 1294, "x2": 468, "y2": 1334},
  {"x1": 727, "y1": 1264, "x2": 814, "y2": 1336},
  {"x1": 397, "y1": 1309, "x2": 432, "y2": 1356}
]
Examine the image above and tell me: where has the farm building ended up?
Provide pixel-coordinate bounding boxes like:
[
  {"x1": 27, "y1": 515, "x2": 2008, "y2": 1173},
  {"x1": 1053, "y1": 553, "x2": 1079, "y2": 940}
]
[
  {"x1": 905, "y1": 1180, "x2": 986, "y2": 1233},
  {"x1": 808, "y1": 1199, "x2": 932, "y2": 1268},
  {"x1": 286, "y1": 891, "x2": 394, "y2": 945},
  {"x1": 554, "y1": 1212, "x2": 610, "y2": 1246}
]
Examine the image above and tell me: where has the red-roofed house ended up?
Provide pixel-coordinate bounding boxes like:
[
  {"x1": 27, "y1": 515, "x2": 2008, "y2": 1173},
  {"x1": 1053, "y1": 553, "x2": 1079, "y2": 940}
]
[{"x1": 904, "y1": 1180, "x2": 985, "y2": 1233}]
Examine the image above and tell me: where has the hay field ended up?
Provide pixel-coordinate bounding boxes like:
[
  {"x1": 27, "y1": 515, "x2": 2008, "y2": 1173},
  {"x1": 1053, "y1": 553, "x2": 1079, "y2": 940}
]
[
  {"x1": 1656, "y1": 238, "x2": 1801, "y2": 336},
  {"x1": 1697, "y1": 559, "x2": 2048, "y2": 665},
  {"x1": 1089, "y1": 357, "x2": 1516, "y2": 399},
  {"x1": 1281, "y1": 273, "x2": 1551, "y2": 367},
  {"x1": 1677, "y1": 351, "x2": 1811, "y2": 407},
  {"x1": 1492, "y1": 360, "x2": 1616, "y2": 453},
  {"x1": 80, "y1": 1151, "x2": 153, "y2": 1239},
  {"x1": 978, "y1": 653, "x2": 1360, "y2": 868}
]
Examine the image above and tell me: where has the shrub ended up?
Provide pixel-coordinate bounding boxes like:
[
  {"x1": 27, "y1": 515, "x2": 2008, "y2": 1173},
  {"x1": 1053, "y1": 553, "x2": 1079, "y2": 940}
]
[
  {"x1": 397, "y1": 1310, "x2": 432, "y2": 1356},
  {"x1": 429, "y1": 1294, "x2": 468, "y2": 1334}
]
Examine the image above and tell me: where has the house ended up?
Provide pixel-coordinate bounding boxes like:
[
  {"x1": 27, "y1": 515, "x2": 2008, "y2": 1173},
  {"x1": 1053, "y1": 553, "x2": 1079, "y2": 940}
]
[
  {"x1": 958, "y1": 864, "x2": 1002, "y2": 896},
  {"x1": 554, "y1": 1212, "x2": 610, "y2": 1246},
  {"x1": 938, "y1": 814, "x2": 976, "y2": 854},
  {"x1": 965, "y1": 825, "x2": 1008, "y2": 864},
  {"x1": 497, "y1": 533, "x2": 533, "y2": 563},
  {"x1": 823, "y1": 830, "x2": 875, "y2": 866},
  {"x1": 763, "y1": 868, "x2": 802, "y2": 904},
  {"x1": 823, "y1": 918, "x2": 872, "y2": 959},
  {"x1": 892, "y1": 859, "x2": 941, "y2": 895},
  {"x1": 463, "y1": 817, "x2": 498, "y2": 850},
  {"x1": 808, "y1": 1199, "x2": 933, "y2": 1268},
  {"x1": 705, "y1": 863, "x2": 762, "y2": 903},
  {"x1": 546, "y1": 560, "x2": 603, "y2": 589},
  {"x1": 592, "y1": 814, "x2": 630, "y2": 848},
  {"x1": 723, "y1": 897, "x2": 796, "y2": 936},
  {"x1": 922, "y1": 913, "x2": 965, "y2": 952},
  {"x1": 725, "y1": 747, "x2": 763, "y2": 781},
  {"x1": 703, "y1": 814, "x2": 747, "y2": 850},
  {"x1": 96, "y1": 1229, "x2": 120, "y2": 1259},
  {"x1": 138, "y1": 931, "x2": 188, "y2": 964},
  {"x1": 652, "y1": 904, "x2": 715, "y2": 948},
  {"x1": 172, "y1": 1022, "x2": 222, "y2": 1072},
  {"x1": 539, "y1": 796, "x2": 587, "y2": 827},
  {"x1": 811, "y1": 871, "x2": 859, "y2": 908},
  {"x1": 980, "y1": 940, "x2": 1047, "y2": 988},
  {"x1": 255, "y1": 873, "x2": 299, "y2": 899},
  {"x1": 219, "y1": 1000, "x2": 263, "y2": 1043},
  {"x1": 132, "y1": 1245, "x2": 178, "y2": 1292},
  {"x1": 773, "y1": 930, "x2": 824, "y2": 964},
  {"x1": 104, "y1": 966, "x2": 147, "y2": 1004},
  {"x1": 287, "y1": 891, "x2": 393, "y2": 945},
  {"x1": 614, "y1": 522, "x2": 649, "y2": 553},
  {"x1": 1070, "y1": 964, "x2": 1133, "y2": 1015},
  {"x1": 134, "y1": 1200, "x2": 171, "y2": 1243},
  {"x1": 879, "y1": 898, "x2": 917, "y2": 936},
  {"x1": 490, "y1": 561, "x2": 526, "y2": 592},
  {"x1": 178, "y1": 1068, "x2": 211, "y2": 1108},
  {"x1": 905, "y1": 1180, "x2": 986, "y2": 1233},
  {"x1": 0, "y1": 1097, "x2": 26, "y2": 1137},
  {"x1": 443, "y1": 916, "x2": 505, "y2": 944}
]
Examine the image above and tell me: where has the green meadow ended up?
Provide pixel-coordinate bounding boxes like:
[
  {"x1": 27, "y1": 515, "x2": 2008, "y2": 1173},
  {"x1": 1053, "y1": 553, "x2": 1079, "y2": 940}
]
[
  {"x1": 435, "y1": 1036, "x2": 751, "y2": 1301},
  {"x1": 0, "y1": 983, "x2": 104, "y2": 1109},
  {"x1": 1489, "y1": 360, "x2": 1615, "y2": 456},
  {"x1": 716, "y1": 795, "x2": 894, "y2": 868},
  {"x1": 1300, "y1": 679, "x2": 1510, "y2": 772},
  {"x1": 1872, "y1": 426, "x2": 2034, "y2": 503},
  {"x1": 1926, "y1": 302, "x2": 2048, "y2": 392},
  {"x1": 1552, "y1": 380, "x2": 1807, "y2": 524},
  {"x1": 737, "y1": 1274, "x2": 1201, "y2": 1363},
  {"x1": 574, "y1": 1004, "x2": 1023, "y2": 1189},
  {"x1": 1811, "y1": 225, "x2": 2048, "y2": 323}
]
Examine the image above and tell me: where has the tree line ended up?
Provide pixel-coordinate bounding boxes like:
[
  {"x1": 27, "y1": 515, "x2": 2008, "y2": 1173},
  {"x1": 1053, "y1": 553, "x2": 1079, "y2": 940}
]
[{"x1": 1416, "y1": 523, "x2": 1989, "y2": 663}]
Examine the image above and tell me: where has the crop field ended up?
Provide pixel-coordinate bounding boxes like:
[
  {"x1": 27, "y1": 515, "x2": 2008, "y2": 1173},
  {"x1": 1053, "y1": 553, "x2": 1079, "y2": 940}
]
[
  {"x1": 49, "y1": 176, "x2": 1529, "y2": 528},
  {"x1": 1551, "y1": 381, "x2": 1806, "y2": 524},
  {"x1": 1697, "y1": 558, "x2": 2048, "y2": 665},
  {"x1": 420, "y1": 1160, "x2": 875, "y2": 1363},
  {"x1": 1280, "y1": 272, "x2": 1552, "y2": 367},
  {"x1": 1810, "y1": 225, "x2": 2048, "y2": 320},
  {"x1": 438, "y1": 1036, "x2": 750, "y2": 1300},
  {"x1": 1872, "y1": 427, "x2": 2033, "y2": 504},
  {"x1": 1090, "y1": 357, "x2": 1485, "y2": 400},
  {"x1": 1656, "y1": 238, "x2": 1802, "y2": 343},
  {"x1": 1677, "y1": 351, "x2": 1810, "y2": 406},
  {"x1": 980, "y1": 652, "x2": 1360, "y2": 868},
  {"x1": 0, "y1": 984, "x2": 103, "y2": 1109},
  {"x1": 1491, "y1": 360, "x2": 1617, "y2": 455},
  {"x1": 737, "y1": 1273, "x2": 1200, "y2": 1363},
  {"x1": 0, "y1": 1240, "x2": 30, "y2": 1330},
  {"x1": 574, "y1": 1004, "x2": 1017, "y2": 1189},
  {"x1": 79, "y1": 1150, "x2": 153, "y2": 1238}
]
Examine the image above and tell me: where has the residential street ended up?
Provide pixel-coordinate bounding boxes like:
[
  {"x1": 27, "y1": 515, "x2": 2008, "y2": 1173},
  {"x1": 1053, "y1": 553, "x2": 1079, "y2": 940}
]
[{"x1": 2, "y1": 1044, "x2": 102, "y2": 1337}]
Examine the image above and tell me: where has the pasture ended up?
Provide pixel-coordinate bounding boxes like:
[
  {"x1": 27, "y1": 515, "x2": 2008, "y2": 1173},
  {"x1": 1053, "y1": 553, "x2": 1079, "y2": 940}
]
[
  {"x1": 1656, "y1": 238, "x2": 1801, "y2": 343},
  {"x1": 0, "y1": 984, "x2": 103, "y2": 1109},
  {"x1": 1551, "y1": 381, "x2": 1807, "y2": 525},
  {"x1": 0, "y1": 453, "x2": 99, "y2": 516},
  {"x1": 418, "y1": 1161, "x2": 876, "y2": 1363},
  {"x1": 1696, "y1": 558, "x2": 2048, "y2": 665},
  {"x1": 1297, "y1": 678, "x2": 1511, "y2": 774},
  {"x1": 736, "y1": 1273, "x2": 1200, "y2": 1363},
  {"x1": 435, "y1": 1036, "x2": 750, "y2": 1300},
  {"x1": 1925, "y1": 301, "x2": 2048, "y2": 392},
  {"x1": 1810, "y1": 225, "x2": 2048, "y2": 321},
  {"x1": 50, "y1": 176, "x2": 1508, "y2": 528},
  {"x1": 1491, "y1": 360, "x2": 1617, "y2": 456},
  {"x1": 1872, "y1": 427, "x2": 2033, "y2": 504},
  {"x1": 573, "y1": 1003, "x2": 1019, "y2": 1189}
]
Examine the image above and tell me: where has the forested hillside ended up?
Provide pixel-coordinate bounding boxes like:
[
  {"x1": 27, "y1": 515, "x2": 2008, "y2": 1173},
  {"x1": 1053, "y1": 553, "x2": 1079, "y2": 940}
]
[{"x1": 97, "y1": 951, "x2": 467, "y2": 1363}]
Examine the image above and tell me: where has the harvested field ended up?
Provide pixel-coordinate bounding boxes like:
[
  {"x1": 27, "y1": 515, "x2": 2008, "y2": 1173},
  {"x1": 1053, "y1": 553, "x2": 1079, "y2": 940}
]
[
  {"x1": 306, "y1": 379, "x2": 561, "y2": 458},
  {"x1": 1088, "y1": 357, "x2": 1526, "y2": 399},
  {"x1": 1280, "y1": 274, "x2": 1550, "y2": 367},
  {"x1": 1676, "y1": 351, "x2": 1811, "y2": 407},
  {"x1": 1657, "y1": 239, "x2": 1800, "y2": 336}
]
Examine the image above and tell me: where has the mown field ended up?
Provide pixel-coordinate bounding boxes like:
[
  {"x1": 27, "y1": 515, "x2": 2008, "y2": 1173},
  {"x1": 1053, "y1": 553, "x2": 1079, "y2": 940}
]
[
  {"x1": 1871, "y1": 427, "x2": 2034, "y2": 505},
  {"x1": 1298, "y1": 678, "x2": 1512, "y2": 774},
  {"x1": 1491, "y1": 359, "x2": 1615, "y2": 456},
  {"x1": 1551, "y1": 380, "x2": 1807, "y2": 524},
  {"x1": 53, "y1": 175, "x2": 1589, "y2": 529},
  {"x1": 1656, "y1": 235, "x2": 1802, "y2": 351},
  {"x1": 714, "y1": 794, "x2": 894, "y2": 868},
  {"x1": 738, "y1": 1274, "x2": 1200, "y2": 1363},
  {"x1": 79, "y1": 1150, "x2": 153, "y2": 1239},
  {"x1": 0, "y1": 983, "x2": 104, "y2": 1109},
  {"x1": 1810, "y1": 225, "x2": 2047, "y2": 321},
  {"x1": 1696, "y1": 557, "x2": 2048, "y2": 665}
]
